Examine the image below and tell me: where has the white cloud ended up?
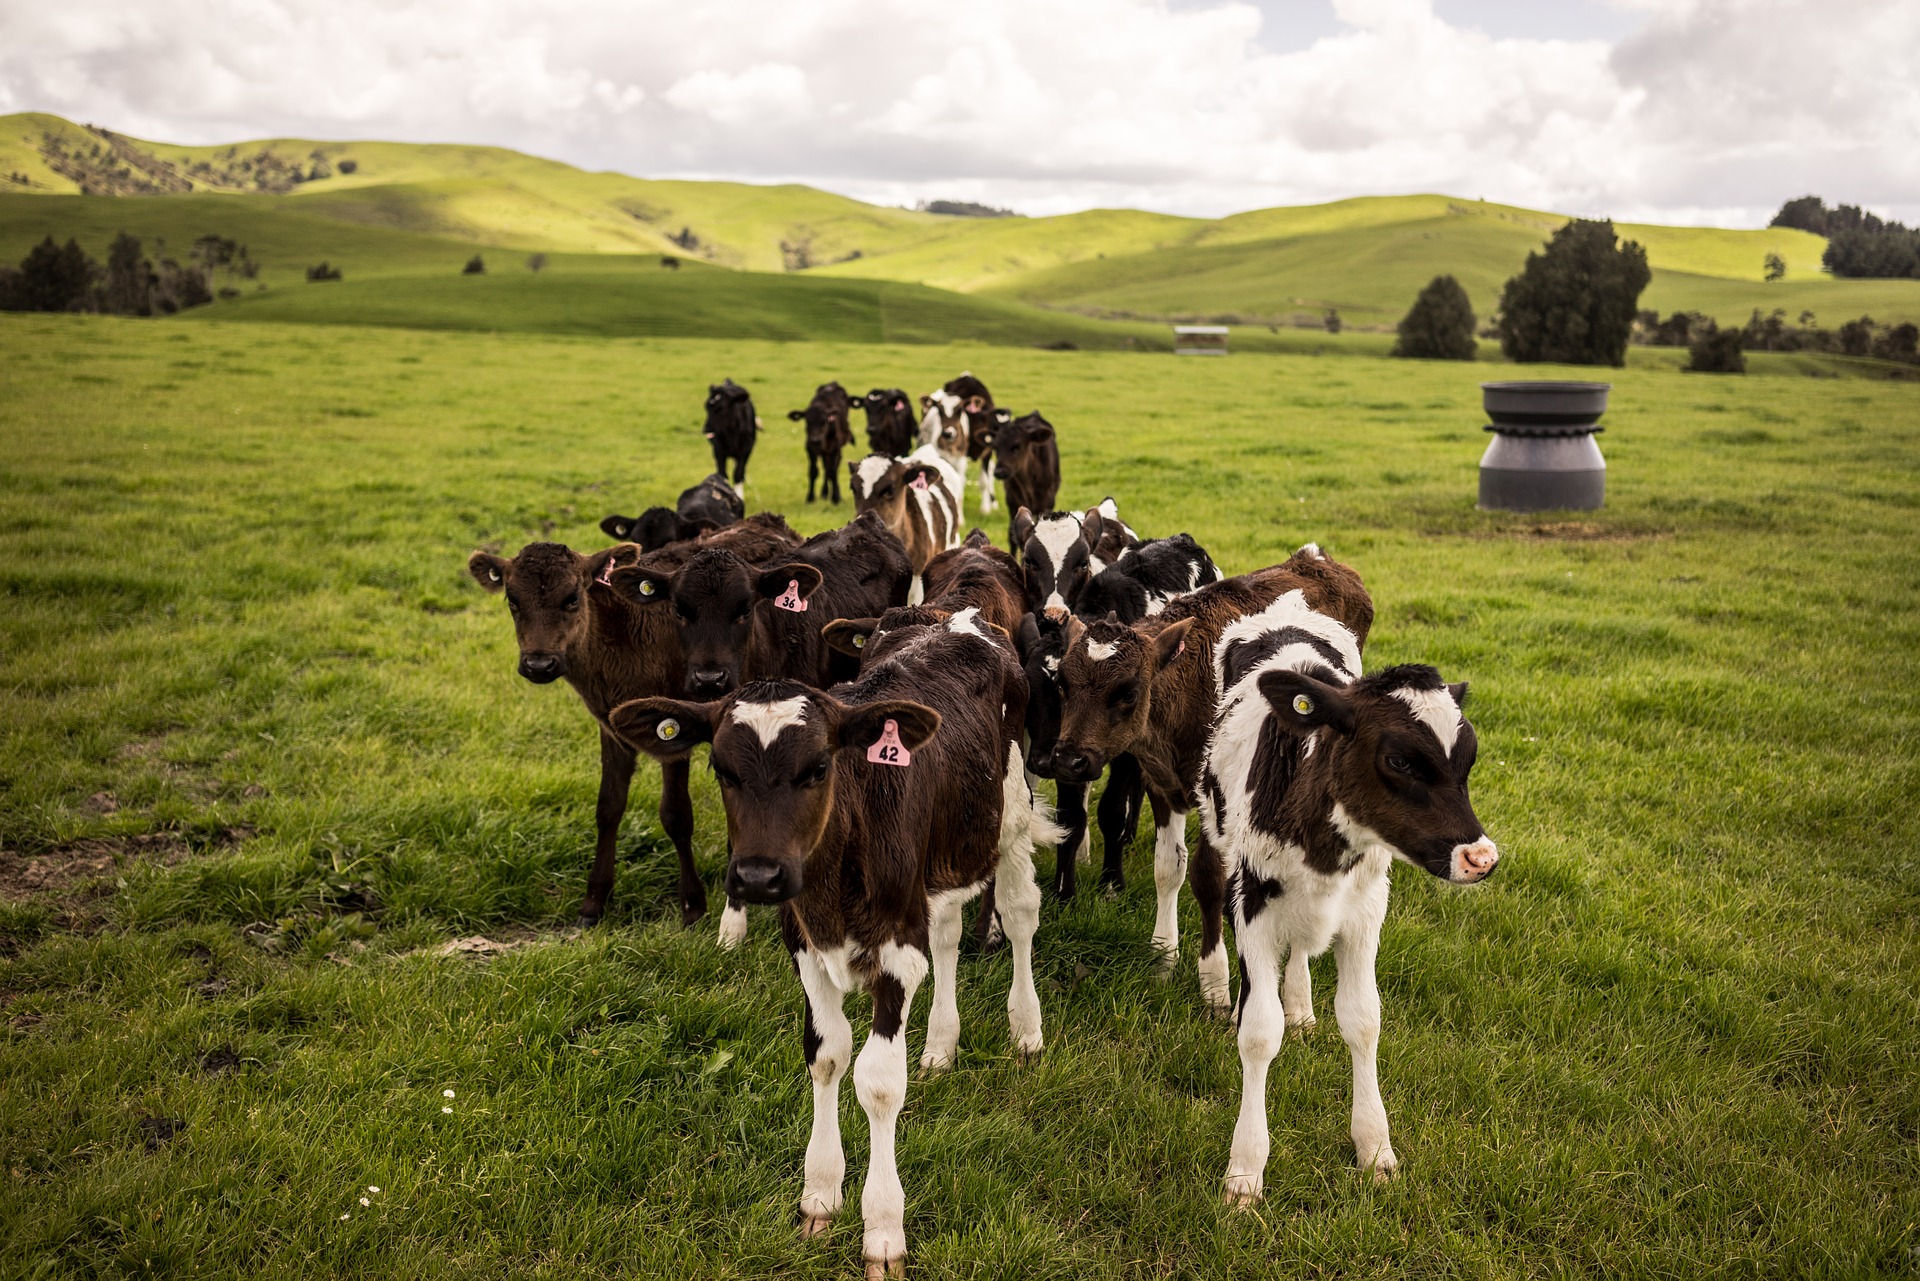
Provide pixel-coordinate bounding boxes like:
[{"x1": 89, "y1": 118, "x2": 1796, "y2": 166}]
[{"x1": 0, "y1": 0, "x2": 1913, "y2": 226}]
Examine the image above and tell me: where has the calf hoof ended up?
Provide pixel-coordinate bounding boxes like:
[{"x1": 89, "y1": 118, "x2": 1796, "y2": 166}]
[
  {"x1": 576, "y1": 912, "x2": 602, "y2": 930},
  {"x1": 1017, "y1": 1046, "x2": 1043, "y2": 1067},
  {"x1": 1222, "y1": 1176, "x2": 1263, "y2": 1209},
  {"x1": 1287, "y1": 1014, "x2": 1319, "y2": 1036},
  {"x1": 1359, "y1": 1148, "x2": 1400, "y2": 1182},
  {"x1": 800, "y1": 1214, "x2": 834, "y2": 1241},
  {"x1": 865, "y1": 1256, "x2": 905, "y2": 1280},
  {"x1": 917, "y1": 1055, "x2": 953, "y2": 1078},
  {"x1": 679, "y1": 894, "x2": 709, "y2": 929}
]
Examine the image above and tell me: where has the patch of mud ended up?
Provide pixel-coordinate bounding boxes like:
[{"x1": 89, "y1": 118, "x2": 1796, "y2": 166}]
[
  {"x1": 0, "y1": 827, "x2": 252, "y2": 907},
  {"x1": 435, "y1": 928, "x2": 552, "y2": 958},
  {"x1": 1465, "y1": 521, "x2": 1672, "y2": 543}
]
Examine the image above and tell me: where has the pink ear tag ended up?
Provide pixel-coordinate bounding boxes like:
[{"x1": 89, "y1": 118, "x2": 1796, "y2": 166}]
[
  {"x1": 595, "y1": 558, "x2": 617, "y2": 587},
  {"x1": 910, "y1": 473, "x2": 930, "y2": 491},
  {"x1": 775, "y1": 579, "x2": 809, "y2": 613},
  {"x1": 866, "y1": 719, "x2": 911, "y2": 767}
]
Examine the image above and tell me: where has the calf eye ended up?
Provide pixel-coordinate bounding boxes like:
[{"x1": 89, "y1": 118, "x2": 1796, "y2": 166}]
[
  {"x1": 797, "y1": 759, "x2": 831, "y2": 787},
  {"x1": 1109, "y1": 684, "x2": 1137, "y2": 710},
  {"x1": 712, "y1": 766, "x2": 740, "y2": 789},
  {"x1": 563, "y1": 592, "x2": 582, "y2": 611},
  {"x1": 1387, "y1": 754, "x2": 1414, "y2": 775},
  {"x1": 734, "y1": 610, "x2": 752, "y2": 625}
]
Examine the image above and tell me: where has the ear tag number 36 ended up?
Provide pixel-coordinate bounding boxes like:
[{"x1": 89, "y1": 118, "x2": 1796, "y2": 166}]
[
  {"x1": 867, "y1": 719, "x2": 911, "y2": 767},
  {"x1": 775, "y1": 580, "x2": 808, "y2": 613}
]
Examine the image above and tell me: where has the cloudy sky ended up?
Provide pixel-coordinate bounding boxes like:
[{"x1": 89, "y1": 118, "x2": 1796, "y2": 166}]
[{"x1": 2, "y1": 0, "x2": 1915, "y2": 227}]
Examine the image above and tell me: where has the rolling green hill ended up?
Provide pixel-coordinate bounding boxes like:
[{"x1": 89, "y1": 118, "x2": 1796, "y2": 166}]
[{"x1": 5, "y1": 110, "x2": 1916, "y2": 336}]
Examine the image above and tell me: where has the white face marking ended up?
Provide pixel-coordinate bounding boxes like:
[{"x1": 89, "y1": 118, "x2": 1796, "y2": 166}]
[
  {"x1": 728, "y1": 695, "x2": 809, "y2": 748},
  {"x1": 946, "y1": 606, "x2": 987, "y2": 637},
  {"x1": 1042, "y1": 655, "x2": 1060, "y2": 675},
  {"x1": 853, "y1": 454, "x2": 895, "y2": 496},
  {"x1": 1032, "y1": 515, "x2": 1083, "y2": 576},
  {"x1": 1392, "y1": 686, "x2": 1462, "y2": 756},
  {"x1": 1097, "y1": 497, "x2": 1120, "y2": 521},
  {"x1": 1085, "y1": 639, "x2": 1118, "y2": 661}
]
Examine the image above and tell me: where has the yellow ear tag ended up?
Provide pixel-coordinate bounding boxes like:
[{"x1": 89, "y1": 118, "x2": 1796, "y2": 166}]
[
  {"x1": 488, "y1": 567, "x2": 502, "y2": 583},
  {"x1": 853, "y1": 634, "x2": 865, "y2": 648},
  {"x1": 1292, "y1": 694, "x2": 1314, "y2": 715},
  {"x1": 656, "y1": 718, "x2": 680, "y2": 741},
  {"x1": 639, "y1": 580, "x2": 655, "y2": 596}
]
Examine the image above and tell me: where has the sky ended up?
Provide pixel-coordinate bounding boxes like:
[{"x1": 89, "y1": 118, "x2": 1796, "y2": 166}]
[{"x1": 1, "y1": 0, "x2": 1915, "y2": 228}]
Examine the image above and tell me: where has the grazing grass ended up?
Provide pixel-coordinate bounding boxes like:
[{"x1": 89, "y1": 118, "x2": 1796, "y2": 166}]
[{"x1": 2, "y1": 313, "x2": 1917, "y2": 1278}]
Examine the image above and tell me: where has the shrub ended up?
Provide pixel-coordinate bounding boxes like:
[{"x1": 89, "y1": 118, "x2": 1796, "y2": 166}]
[
  {"x1": 1392, "y1": 274, "x2": 1476, "y2": 360},
  {"x1": 1, "y1": 236, "x2": 98, "y2": 312},
  {"x1": 1764, "y1": 252, "x2": 1786, "y2": 282},
  {"x1": 306, "y1": 262, "x2": 342, "y2": 282},
  {"x1": 462, "y1": 255, "x2": 486, "y2": 275},
  {"x1": 660, "y1": 256, "x2": 680, "y2": 270},
  {"x1": 337, "y1": 159, "x2": 357, "y2": 174},
  {"x1": 1687, "y1": 323, "x2": 1745, "y2": 373},
  {"x1": 1322, "y1": 308, "x2": 1341, "y2": 335},
  {"x1": 526, "y1": 253, "x2": 547, "y2": 273},
  {"x1": 1497, "y1": 218, "x2": 1651, "y2": 366}
]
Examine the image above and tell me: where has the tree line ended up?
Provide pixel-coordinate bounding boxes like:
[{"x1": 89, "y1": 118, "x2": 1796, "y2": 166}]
[
  {"x1": 0, "y1": 232, "x2": 255, "y2": 315},
  {"x1": 1770, "y1": 196, "x2": 1920, "y2": 280}
]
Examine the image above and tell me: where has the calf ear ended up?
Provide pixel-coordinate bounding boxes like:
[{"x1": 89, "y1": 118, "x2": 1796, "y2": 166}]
[
  {"x1": 757, "y1": 562, "x2": 824, "y2": 602},
  {"x1": 919, "y1": 393, "x2": 934, "y2": 411},
  {"x1": 1015, "y1": 613, "x2": 1042, "y2": 659},
  {"x1": 1010, "y1": 507, "x2": 1036, "y2": 548},
  {"x1": 1025, "y1": 423, "x2": 1055, "y2": 443},
  {"x1": 585, "y1": 544, "x2": 640, "y2": 590},
  {"x1": 1256, "y1": 669, "x2": 1356, "y2": 737},
  {"x1": 468, "y1": 551, "x2": 509, "y2": 593},
  {"x1": 822, "y1": 617, "x2": 879, "y2": 657},
  {"x1": 606, "y1": 563, "x2": 675, "y2": 604},
  {"x1": 1151, "y1": 617, "x2": 1194, "y2": 671},
  {"x1": 1081, "y1": 506, "x2": 1104, "y2": 546},
  {"x1": 835, "y1": 699, "x2": 941, "y2": 754},
  {"x1": 1448, "y1": 680, "x2": 1470, "y2": 708},
  {"x1": 993, "y1": 408, "x2": 1012, "y2": 424},
  {"x1": 787, "y1": 409, "x2": 806, "y2": 421},
  {"x1": 609, "y1": 697, "x2": 719, "y2": 758},
  {"x1": 600, "y1": 514, "x2": 635, "y2": 541}
]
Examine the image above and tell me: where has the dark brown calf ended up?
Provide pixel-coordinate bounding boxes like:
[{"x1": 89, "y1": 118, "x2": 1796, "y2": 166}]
[
  {"x1": 609, "y1": 620, "x2": 1050, "y2": 1276},
  {"x1": 989, "y1": 413, "x2": 1060, "y2": 543},
  {"x1": 600, "y1": 473, "x2": 743, "y2": 550},
  {"x1": 703, "y1": 379, "x2": 759, "y2": 495},
  {"x1": 613, "y1": 510, "x2": 911, "y2": 698},
  {"x1": 1050, "y1": 547, "x2": 1373, "y2": 1009},
  {"x1": 465, "y1": 513, "x2": 798, "y2": 934},
  {"x1": 788, "y1": 382, "x2": 856, "y2": 505},
  {"x1": 856, "y1": 388, "x2": 917, "y2": 458}
]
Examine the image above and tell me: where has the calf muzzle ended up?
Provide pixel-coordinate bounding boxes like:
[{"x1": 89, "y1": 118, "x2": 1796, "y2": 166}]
[
  {"x1": 1050, "y1": 743, "x2": 1103, "y2": 784},
  {"x1": 689, "y1": 669, "x2": 734, "y2": 698},
  {"x1": 1449, "y1": 838, "x2": 1500, "y2": 884},
  {"x1": 518, "y1": 653, "x2": 566, "y2": 684},
  {"x1": 728, "y1": 856, "x2": 799, "y2": 904}
]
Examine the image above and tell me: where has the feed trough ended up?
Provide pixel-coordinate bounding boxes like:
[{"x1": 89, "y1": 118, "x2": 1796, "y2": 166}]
[{"x1": 1478, "y1": 381, "x2": 1609, "y2": 511}]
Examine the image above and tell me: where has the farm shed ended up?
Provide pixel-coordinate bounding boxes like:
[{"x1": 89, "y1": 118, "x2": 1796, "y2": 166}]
[{"x1": 1173, "y1": 324, "x2": 1229, "y2": 355}]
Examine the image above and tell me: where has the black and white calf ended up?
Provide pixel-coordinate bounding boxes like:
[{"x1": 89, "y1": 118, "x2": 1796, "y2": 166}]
[
  {"x1": 1075, "y1": 532, "x2": 1222, "y2": 621},
  {"x1": 1010, "y1": 499, "x2": 1139, "y2": 620},
  {"x1": 609, "y1": 620, "x2": 1055, "y2": 1277},
  {"x1": 1200, "y1": 590, "x2": 1498, "y2": 1201}
]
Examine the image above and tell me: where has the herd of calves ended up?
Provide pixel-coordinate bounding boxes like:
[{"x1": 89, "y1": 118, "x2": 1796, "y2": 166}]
[{"x1": 467, "y1": 371, "x2": 1500, "y2": 1277}]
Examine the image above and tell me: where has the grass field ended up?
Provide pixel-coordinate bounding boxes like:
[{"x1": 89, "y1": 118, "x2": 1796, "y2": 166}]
[{"x1": 2, "y1": 312, "x2": 1916, "y2": 1277}]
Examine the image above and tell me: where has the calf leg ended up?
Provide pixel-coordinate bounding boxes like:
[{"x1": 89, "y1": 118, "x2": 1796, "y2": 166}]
[
  {"x1": 1149, "y1": 794, "x2": 1188, "y2": 964},
  {"x1": 827, "y1": 448, "x2": 844, "y2": 503},
  {"x1": 807, "y1": 449, "x2": 819, "y2": 503},
  {"x1": 715, "y1": 835, "x2": 748, "y2": 949},
  {"x1": 970, "y1": 877, "x2": 1003, "y2": 952},
  {"x1": 995, "y1": 769, "x2": 1045, "y2": 1060},
  {"x1": 1051, "y1": 780, "x2": 1089, "y2": 900},
  {"x1": 856, "y1": 947, "x2": 927, "y2": 1278},
  {"x1": 583, "y1": 730, "x2": 637, "y2": 926},
  {"x1": 1283, "y1": 947, "x2": 1316, "y2": 1033},
  {"x1": 1224, "y1": 923, "x2": 1284, "y2": 1205},
  {"x1": 921, "y1": 891, "x2": 968, "y2": 1073},
  {"x1": 1334, "y1": 915, "x2": 1398, "y2": 1179},
  {"x1": 655, "y1": 755, "x2": 709, "y2": 929},
  {"x1": 795, "y1": 950, "x2": 852, "y2": 1235},
  {"x1": 978, "y1": 464, "x2": 995, "y2": 516},
  {"x1": 1096, "y1": 753, "x2": 1143, "y2": 892},
  {"x1": 1192, "y1": 829, "x2": 1231, "y2": 1013}
]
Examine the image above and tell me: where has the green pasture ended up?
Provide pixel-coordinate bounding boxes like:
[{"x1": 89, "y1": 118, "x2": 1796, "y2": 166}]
[{"x1": 2, "y1": 314, "x2": 1917, "y2": 1278}]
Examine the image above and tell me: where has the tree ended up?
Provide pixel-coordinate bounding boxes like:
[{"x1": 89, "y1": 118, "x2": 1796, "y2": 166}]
[
  {"x1": 1687, "y1": 322, "x2": 1745, "y2": 374},
  {"x1": 105, "y1": 232, "x2": 151, "y2": 315},
  {"x1": 306, "y1": 262, "x2": 342, "y2": 282},
  {"x1": 526, "y1": 253, "x2": 547, "y2": 273},
  {"x1": 6, "y1": 236, "x2": 98, "y2": 312},
  {"x1": 462, "y1": 254, "x2": 486, "y2": 275},
  {"x1": 1496, "y1": 219, "x2": 1651, "y2": 367},
  {"x1": 1322, "y1": 308, "x2": 1341, "y2": 335},
  {"x1": 1764, "y1": 252, "x2": 1786, "y2": 282},
  {"x1": 1392, "y1": 274, "x2": 1476, "y2": 360}
]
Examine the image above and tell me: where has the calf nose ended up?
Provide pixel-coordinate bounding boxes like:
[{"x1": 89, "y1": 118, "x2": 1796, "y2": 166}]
[
  {"x1": 1028, "y1": 745, "x2": 1056, "y2": 777},
  {"x1": 518, "y1": 653, "x2": 564, "y2": 684},
  {"x1": 1052, "y1": 745, "x2": 1097, "y2": 783},
  {"x1": 1451, "y1": 838, "x2": 1500, "y2": 882},
  {"x1": 728, "y1": 859, "x2": 793, "y2": 903},
  {"x1": 689, "y1": 669, "x2": 732, "y2": 697}
]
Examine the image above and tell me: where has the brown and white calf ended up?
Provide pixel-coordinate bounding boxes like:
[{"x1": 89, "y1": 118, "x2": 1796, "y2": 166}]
[
  {"x1": 612, "y1": 510, "x2": 911, "y2": 699},
  {"x1": 788, "y1": 382, "x2": 856, "y2": 505},
  {"x1": 943, "y1": 372, "x2": 1000, "y2": 516},
  {"x1": 1201, "y1": 588, "x2": 1496, "y2": 1201},
  {"x1": 464, "y1": 513, "x2": 799, "y2": 931},
  {"x1": 1050, "y1": 548, "x2": 1373, "y2": 1009},
  {"x1": 609, "y1": 619, "x2": 1054, "y2": 1277},
  {"x1": 848, "y1": 450, "x2": 964, "y2": 604},
  {"x1": 856, "y1": 388, "x2": 917, "y2": 458},
  {"x1": 600, "y1": 473, "x2": 743, "y2": 551},
  {"x1": 989, "y1": 412, "x2": 1061, "y2": 545}
]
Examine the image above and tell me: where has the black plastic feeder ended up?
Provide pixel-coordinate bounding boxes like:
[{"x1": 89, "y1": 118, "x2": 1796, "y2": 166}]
[{"x1": 1478, "y1": 381, "x2": 1608, "y2": 512}]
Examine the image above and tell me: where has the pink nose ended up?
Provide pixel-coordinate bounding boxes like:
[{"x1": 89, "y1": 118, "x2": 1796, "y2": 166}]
[{"x1": 1453, "y1": 839, "x2": 1499, "y2": 880}]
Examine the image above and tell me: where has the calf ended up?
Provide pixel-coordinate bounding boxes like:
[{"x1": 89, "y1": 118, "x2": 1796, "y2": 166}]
[
  {"x1": 943, "y1": 372, "x2": 1000, "y2": 516},
  {"x1": 613, "y1": 510, "x2": 911, "y2": 698},
  {"x1": 1009, "y1": 501, "x2": 1138, "y2": 620},
  {"x1": 609, "y1": 620, "x2": 1054, "y2": 1277},
  {"x1": 788, "y1": 382, "x2": 856, "y2": 505},
  {"x1": 821, "y1": 533, "x2": 1025, "y2": 655},
  {"x1": 1050, "y1": 547, "x2": 1372, "y2": 1009},
  {"x1": 1204, "y1": 596, "x2": 1494, "y2": 1202},
  {"x1": 463, "y1": 512, "x2": 798, "y2": 934},
  {"x1": 856, "y1": 388, "x2": 917, "y2": 458},
  {"x1": 1075, "y1": 533, "x2": 1222, "y2": 621},
  {"x1": 848, "y1": 450, "x2": 964, "y2": 603},
  {"x1": 915, "y1": 388, "x2": 971, "y2": 484},
  {"x1": 600, "y1": 473, "x2": 743, "y2": 550},
  {"x1": 703, "y1": 379, "x2": 759, "y2": 495},
  {"x1": 990, "y1": 412, "x2": 1061, "y2": 545}
]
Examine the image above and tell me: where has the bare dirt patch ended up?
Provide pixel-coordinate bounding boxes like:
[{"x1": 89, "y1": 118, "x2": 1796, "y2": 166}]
[
  {"x1": 0, "y1": 828, "x2": 252, "y2": 908},
  {"x1": 1463, "y1": 521, "x2": 1673, "y2": 543}
]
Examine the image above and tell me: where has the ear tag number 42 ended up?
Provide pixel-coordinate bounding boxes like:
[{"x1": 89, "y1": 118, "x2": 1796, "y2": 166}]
[
  {"x1": 775, "y1": 580, "x2": 808, "y2": 613},
  {"x1": 867, "y1": 719, "x2": 911, "y2": 767}
]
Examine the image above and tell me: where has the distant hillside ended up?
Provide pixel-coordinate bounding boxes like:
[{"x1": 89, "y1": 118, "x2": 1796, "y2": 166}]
[{"x1": 4, "y1": 111, "x2": 1915, "y2": 333}]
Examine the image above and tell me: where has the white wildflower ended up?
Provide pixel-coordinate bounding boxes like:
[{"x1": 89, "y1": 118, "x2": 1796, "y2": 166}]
[
  {"x1": 442, "y1": 1089, "x2": 455, "y2": 1099},
  {"x1": 442, "y1": 1105, "x2": 453, "y2": 1114},
  {"x1": 367, "y1": 1186, "x2": 380, "y2": 1194},
  {"x1": 340, "y1": 1213, "x2": 350, "y2": 1220},
  {"x1": 359, "y1": 1197, "x2": 370, "y2": 1207}
]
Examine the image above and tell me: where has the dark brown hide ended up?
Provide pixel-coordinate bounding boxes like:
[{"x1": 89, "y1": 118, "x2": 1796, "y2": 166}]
[
  {"x1": 788, "y1": 382, "x2": 856, "y2": 505},
  {"x1": 989, "y1": 413, "x2": 1061, "y2": 542}
]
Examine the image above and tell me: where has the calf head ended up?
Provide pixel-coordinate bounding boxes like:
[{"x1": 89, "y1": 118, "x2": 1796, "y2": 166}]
[
  {"x1": 787, "y1": 382, "x2": 849, "y2": 449},
  {"x1": 1015, "y1": 612, "x2": 1070, "y2": 776},
  {"x1": 601, "y1": 507, "x2": 688, "y2": 552},
  {"x1": 611, "y1": 549, "x2": 824, "y2": 697},
  {"x1": 824, "y1": 605, "x2": 1006, "y2": 661},
  {"x1": 610, "y1": 681, "x2": 940, "y2": 903},
  {"x1": 991, "y1": 411, "x2": 1054, "y2": 482},
  {"x1": 677, "y1": 474, "x2": 743, "y2": 527},
  {"x1": 467, "y1": 541, "x2": 640, "y2": 683},
  {"x1": 704, "y1": 380, "x2": 753, "y2": 437},
  {"x1": 918, "y1": 390, "x2": 968, "y2": 462},
  {"x1": 1011, "y1": 505, "x2": 1104, "y2": 618},
  {"x1": 1260, "y1": 664, "x2": 1497, "y2": 884},
  {"x1": 849, "y1": 454, "x2": 946, "y2": 525},
  {"x1": 1050, "y1": 613, "x2": 1193, "y2": 783}
]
